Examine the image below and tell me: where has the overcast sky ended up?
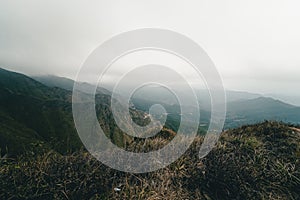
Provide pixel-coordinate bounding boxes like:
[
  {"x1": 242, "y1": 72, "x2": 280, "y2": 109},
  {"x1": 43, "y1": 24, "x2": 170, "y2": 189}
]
[{"x1": 0, "y1": 0, "x2": 300, "y2": 95}]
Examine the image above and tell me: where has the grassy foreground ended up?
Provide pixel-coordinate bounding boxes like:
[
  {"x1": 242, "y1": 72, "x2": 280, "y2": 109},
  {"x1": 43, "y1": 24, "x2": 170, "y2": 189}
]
[{"x1": 0, "y1": 121, "x2": 299, "y2": 199}]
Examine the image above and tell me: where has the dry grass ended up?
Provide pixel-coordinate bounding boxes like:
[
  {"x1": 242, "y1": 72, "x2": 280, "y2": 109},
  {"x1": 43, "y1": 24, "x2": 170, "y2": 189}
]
[{"x1": 0, "y1": 121, "x2": 299, "y2": 199}]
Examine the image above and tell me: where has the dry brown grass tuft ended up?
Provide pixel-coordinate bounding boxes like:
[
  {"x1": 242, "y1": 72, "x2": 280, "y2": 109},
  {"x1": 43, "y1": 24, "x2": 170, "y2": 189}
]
[{"x1": 0, "y1": 122, "x2": 299, "y2": 199}]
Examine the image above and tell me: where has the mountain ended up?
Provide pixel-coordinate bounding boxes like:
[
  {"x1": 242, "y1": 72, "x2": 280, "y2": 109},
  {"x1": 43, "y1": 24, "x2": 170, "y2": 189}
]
[
  {"x1": 32, "y1": 75, "x2": 111, "y2": 95},
  {"x1": 0, "y1": 68, "x2": 299, "y2": 198},
  {"x1": 0, "y1": 68, "x2": 174, "y2": 155},
  {"x1": 129, "y1": 86, "x2": 262, "y2": 110},
  {"x1": 132, "y1": 89, "x2": 300, "y2": 130},
  {"x1": 31, "y1": 75, "x2": 300, "y2": 129},
  {"x1": 0, "y1": 69, "x2": 70, "y2": 100},
  {"x1": 266, "y1": 93, "x2": 300, "y2": 106},
  {"x1": 0, "y1": 69, "x2": 123, "y2": 155},
  {"x1": 1, "y1": 68, "x2": 300, "y2": 156},
  {"x1": 32, "y1": 75, "x2": 300, "y2": 129},
  {"x1": 0, "y1": 68, "x2": 81, "y2": 155},
  {"x1": 226, "y1": 97, "x2": 300, "y2": 128},
  {"x1": 225, "y1": 90, "x2": 261, "y2": 102},
  {"x1": 33, "y1": 75, "x2": 206, "y2": 134}
]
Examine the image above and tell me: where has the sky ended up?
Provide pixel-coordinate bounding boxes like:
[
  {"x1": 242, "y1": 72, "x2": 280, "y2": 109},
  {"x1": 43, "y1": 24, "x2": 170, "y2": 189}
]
[{"x1": 0, "y1": 0, "x2": 300, "y2": 96}]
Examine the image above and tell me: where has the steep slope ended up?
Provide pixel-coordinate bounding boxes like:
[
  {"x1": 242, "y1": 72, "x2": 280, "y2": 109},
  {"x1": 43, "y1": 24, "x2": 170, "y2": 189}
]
[
  {"x1": 0, "y1": 68, "x2": 167, "y2": 155},
  {"x1": 0, "y1": 68, "x2": 81, "y2": 154},
  {"x1": 0, "y1": 68, "x2": 71, "y2": 100}
]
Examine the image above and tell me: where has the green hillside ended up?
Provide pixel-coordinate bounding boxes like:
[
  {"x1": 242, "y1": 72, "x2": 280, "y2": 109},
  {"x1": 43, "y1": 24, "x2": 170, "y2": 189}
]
[
  {"x1": 0, "y1": 68, "x2": 81, "y2": 154},
  {"x1": 0, "y1": 68, "x2": 167, "y2": 155}
]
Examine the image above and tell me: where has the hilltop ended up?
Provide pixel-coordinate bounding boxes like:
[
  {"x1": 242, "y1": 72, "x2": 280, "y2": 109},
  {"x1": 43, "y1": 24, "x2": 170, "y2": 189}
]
[{"x1": 1, "y1": 121, "x2": 299, "y2": 199}]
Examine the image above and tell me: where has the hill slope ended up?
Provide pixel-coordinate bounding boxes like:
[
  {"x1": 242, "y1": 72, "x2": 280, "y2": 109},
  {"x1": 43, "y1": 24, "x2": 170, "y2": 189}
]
[
  {"x1": 32, "y1": 75, "x2": 111, "y2": 95},
  {"x1": 0, "y1": 68, "x2": 81, "y2": 154},
  {"x1": 32, "y1": 74, "x2": 300, "y2": 130},
  {"x1": 226, "y1": 97, "x2": 300, "y2": 128},
  {"x1": 0, "y1": 68, "x2": 170, "y2": 155},
  {"x1": 0, "y1": 121, "x2": 299, "y2": 199}
]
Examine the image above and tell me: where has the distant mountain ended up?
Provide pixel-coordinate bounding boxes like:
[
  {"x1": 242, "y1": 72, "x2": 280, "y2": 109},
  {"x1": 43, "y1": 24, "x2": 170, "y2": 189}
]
[
  {"x1": 226, "y1": 97, "x2": 300, "y2": 128},
  {"x1": 33, "y1": 75, "x2": 206, "y2": 134},
  {"x1": 33, "y1": 75, "x2": 74, "y2": 90},
  {"x1": 265, "y1": 93, "x2": 300, "y2": 106},
  {"x1": 132, "y1": 86, "x2": 300, "y2": 129},
  {"x1": 32, "y1": 75, "x2": 264, "y2": 114},
  {"x1": 130, "y1": 86, "x2": 261, "y2": 108},
  {"x1": 225, "y1": 90, "x2": 261, "y2": 102},
  {"x1": 1, "y1": 68, "x2": 299, "y2": 156},
  {"x1": 32, "y1": 75, "x2": 111, "y2": 95},
  {"x1": 31, "y1": 73, "x2": 300, "y2": 130}
]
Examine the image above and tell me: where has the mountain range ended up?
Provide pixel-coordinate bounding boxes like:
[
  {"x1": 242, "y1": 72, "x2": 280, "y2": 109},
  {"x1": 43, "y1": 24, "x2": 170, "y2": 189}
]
[
  {"x1": 1, "y1": 68, "x2": 300, "y2": 155},
  {"x1": 33, "y1": 73, "x2": 300, "y2": 128},
  {"x1": 0, "y1": 68, "x2": 144, "y2": 155},
  {"x1": 0, "y1": 68, "x2": 299, "y2": 199}
]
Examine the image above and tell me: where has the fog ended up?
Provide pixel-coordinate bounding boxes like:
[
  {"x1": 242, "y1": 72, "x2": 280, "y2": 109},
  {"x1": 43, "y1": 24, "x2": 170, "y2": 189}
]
[{"x1": 1, "y1": 0, "x2": 300, "y2": 96}]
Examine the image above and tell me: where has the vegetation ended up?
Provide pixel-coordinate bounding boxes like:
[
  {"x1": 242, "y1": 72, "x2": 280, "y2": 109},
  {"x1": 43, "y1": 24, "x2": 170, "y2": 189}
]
[
  {"x1": 1, "y1": 69, "x2": 300, "y2": 199},
  {"x1": 0, "y1": 68, "x2": 209, "y2": 156},
  {"x1": 1, "y1": 121, "x2": 299, "y2": 199},
  {"x1": 0, "y1": 68, "x2": 148, "y2": 155}
]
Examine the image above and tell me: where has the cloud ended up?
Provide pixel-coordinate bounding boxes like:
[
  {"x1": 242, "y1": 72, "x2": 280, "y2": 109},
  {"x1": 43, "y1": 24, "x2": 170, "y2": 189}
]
[{"x1": 0, "y1": 0, "x2": 299, "y2": 95}]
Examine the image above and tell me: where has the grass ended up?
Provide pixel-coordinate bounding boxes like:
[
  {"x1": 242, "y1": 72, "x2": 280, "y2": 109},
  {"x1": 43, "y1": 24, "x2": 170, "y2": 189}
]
[{"x1": 0, "y1": 121, "x2": 299, "y2": 199}]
